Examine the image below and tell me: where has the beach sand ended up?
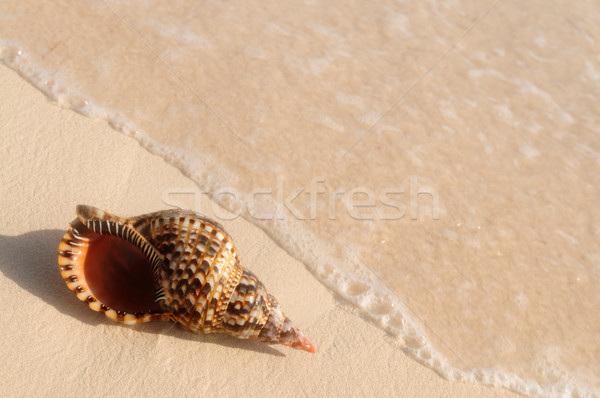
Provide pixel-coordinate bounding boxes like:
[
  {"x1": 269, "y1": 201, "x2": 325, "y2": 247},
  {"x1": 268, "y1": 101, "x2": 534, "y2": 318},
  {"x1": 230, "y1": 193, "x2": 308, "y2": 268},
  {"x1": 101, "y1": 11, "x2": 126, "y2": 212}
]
[{"x1": 0, "y1": 65, "x2": 523, "y2": 397}]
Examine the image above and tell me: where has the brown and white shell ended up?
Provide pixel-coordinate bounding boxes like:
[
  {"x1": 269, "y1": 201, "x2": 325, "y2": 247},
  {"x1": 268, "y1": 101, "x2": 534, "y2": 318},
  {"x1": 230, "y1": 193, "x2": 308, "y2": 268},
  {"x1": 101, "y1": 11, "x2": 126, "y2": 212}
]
[{"x1": 57, "y1": 205, "x2": 316, "y2": 353}]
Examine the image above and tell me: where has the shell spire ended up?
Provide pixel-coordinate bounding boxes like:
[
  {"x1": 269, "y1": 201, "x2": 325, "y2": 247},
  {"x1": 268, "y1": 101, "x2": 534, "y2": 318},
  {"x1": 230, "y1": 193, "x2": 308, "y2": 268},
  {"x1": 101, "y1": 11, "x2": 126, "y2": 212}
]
[{"x1": 58, "y1": 205, "x2": 316, "y2": 353}]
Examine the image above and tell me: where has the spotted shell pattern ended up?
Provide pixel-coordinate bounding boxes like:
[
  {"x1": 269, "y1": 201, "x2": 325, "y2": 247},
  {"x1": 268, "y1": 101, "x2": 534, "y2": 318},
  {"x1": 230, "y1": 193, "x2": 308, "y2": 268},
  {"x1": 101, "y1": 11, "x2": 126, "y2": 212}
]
[{"x1": 58, "y1": 205, "x2": 315, "y2": 353}]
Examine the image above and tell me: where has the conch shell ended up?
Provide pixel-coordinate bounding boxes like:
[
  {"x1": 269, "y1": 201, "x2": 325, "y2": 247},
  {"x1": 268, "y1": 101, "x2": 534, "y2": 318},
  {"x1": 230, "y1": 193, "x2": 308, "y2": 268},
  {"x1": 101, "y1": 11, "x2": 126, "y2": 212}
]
[{"x1": 57, "y1": 205, "x2": 316, "y2": 353}]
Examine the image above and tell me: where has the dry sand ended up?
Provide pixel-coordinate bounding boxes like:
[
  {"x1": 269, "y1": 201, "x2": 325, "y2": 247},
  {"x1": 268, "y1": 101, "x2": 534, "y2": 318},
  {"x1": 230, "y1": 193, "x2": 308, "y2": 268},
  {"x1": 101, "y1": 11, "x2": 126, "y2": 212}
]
[{"x1": 0, "y1": 65, "x2": 521, "y2": 397}]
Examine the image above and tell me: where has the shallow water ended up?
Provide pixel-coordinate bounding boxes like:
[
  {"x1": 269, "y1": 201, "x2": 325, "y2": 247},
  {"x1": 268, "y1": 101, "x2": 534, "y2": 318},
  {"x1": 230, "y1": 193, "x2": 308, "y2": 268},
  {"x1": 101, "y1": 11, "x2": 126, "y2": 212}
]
[{"x1": 2, "y1": 1, "x2": 600, "y2": 396}]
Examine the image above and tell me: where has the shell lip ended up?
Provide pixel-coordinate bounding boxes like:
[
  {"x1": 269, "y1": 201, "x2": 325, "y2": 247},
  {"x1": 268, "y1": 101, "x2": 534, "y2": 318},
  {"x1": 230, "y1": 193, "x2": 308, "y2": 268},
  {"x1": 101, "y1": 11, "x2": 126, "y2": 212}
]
[{"x1": 58, "y1": 218, "x2": 171, "y2": 325}]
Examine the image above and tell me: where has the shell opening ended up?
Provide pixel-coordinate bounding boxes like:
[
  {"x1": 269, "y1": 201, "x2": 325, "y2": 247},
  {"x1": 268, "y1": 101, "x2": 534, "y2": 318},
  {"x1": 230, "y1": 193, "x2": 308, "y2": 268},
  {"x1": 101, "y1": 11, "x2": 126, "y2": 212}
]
[
  {"x1": 62, "y1": 219, "x2": 164, "y2": 315},
  {"x1": 84, "y1": 231, "x2": 163, "y2": 314}
]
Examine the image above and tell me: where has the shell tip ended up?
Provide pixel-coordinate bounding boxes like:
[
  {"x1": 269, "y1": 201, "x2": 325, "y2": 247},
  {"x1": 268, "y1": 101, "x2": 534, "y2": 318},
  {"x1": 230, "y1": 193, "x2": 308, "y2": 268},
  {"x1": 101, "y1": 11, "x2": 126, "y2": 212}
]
[
  {"x1": 294, "y1": 333, "x2": 317, "y2": 353},
  {"x1": 304, "y1": 340, "x2": 317, "y2": 354}
]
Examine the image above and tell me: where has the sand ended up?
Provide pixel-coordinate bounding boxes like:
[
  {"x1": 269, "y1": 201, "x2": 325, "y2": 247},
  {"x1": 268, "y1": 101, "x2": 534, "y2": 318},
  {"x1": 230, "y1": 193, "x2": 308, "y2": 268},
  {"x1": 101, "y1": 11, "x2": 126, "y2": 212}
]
[{"x1": 0, "y1": 65, "x2": 522, "y2": 397}]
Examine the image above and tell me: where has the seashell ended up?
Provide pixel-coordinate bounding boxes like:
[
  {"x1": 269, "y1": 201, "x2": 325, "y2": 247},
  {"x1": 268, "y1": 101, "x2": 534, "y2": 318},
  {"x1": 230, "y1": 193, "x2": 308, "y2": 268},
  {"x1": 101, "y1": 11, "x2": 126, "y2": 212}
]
[{"x1": 57, "y1": 205, "x2": 316, "y2": 353}]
